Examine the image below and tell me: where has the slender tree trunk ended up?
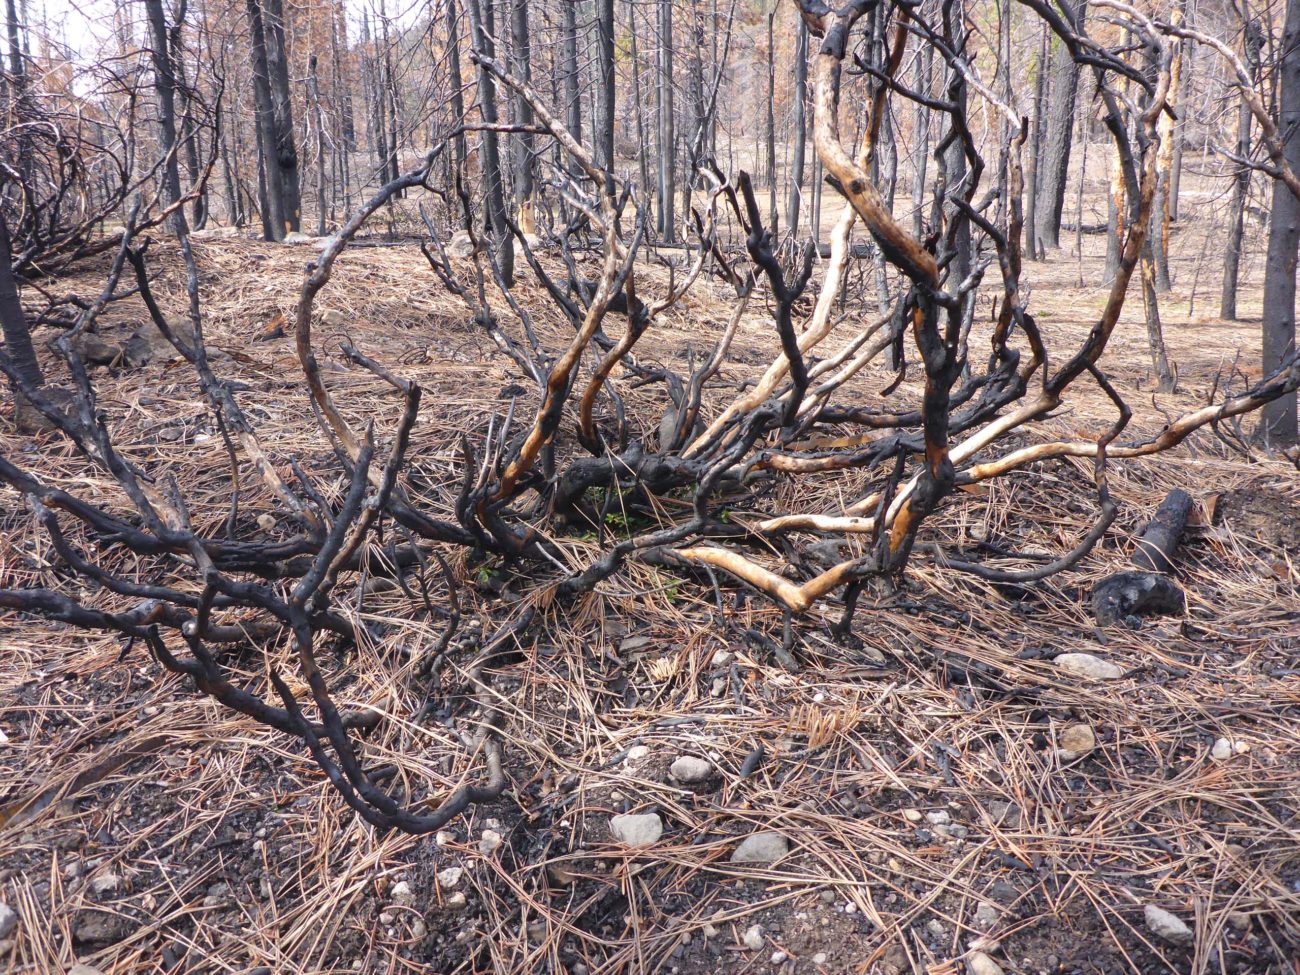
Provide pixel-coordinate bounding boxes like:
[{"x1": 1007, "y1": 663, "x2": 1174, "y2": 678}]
[
  {"x1": 1169, "y1": 34, "x2": 1192, "y2": 221},
  {"x1": 764, "y1": 8, "x2": 776, "y2": 233},
  {"x1": 562, "y1": 0, "x2": 581, "y2": 176},
  {"x1": 0, "y1": 213, "x2": 42, "y2": 391},
  {"x1": 657, "y1": 0, "x2": 675, "y2": 241},
  {"x1": 246, "y1": 0, "x2": 287, "y2": 239},
  {"x1": 446, "y1": 0, "x2": 467, "y2": 169},
  {"x1": 510, "y1": 0, "x2": 534, "y2": 203},
  {"x1": 786, "y1": 19, "x2": 808, "y2": 240},
  {"x1": 1220, "y1": 98, "x2": 1251, "y2": 319},
  {"x1": 466, "y1": 0, "x2": 513, "y2": 285},
  {"x1": 1035, "y1": 0, "x2": 1084, "y2": 251},
  {"x1": 310, "y1": 53, "x2": 328, "y2": 236},
  {"x1": 1024, "y1": 22, "x2": 1047, "y2": 260},
  {"x1": 1153, "y1": 5, "x2": 1183, "y2": 292},
  {"x1": 912, "y1": 42, "x2": 932, "y2": 240},
  {"x1": 629, "y1": 8, "x2": 651, "y2": 208},
  {"x1": 262, "y1": 0, "x2": 301, "y2": 231},
  {"x1": 596, "y1": 0, "x2": 615, "y2": 178},
  {"x1": 143, "y1": 0, "x2": 187, "y2": 233},
  {"x1": 1260, "y1": 0, "x2": 1300, "y2": 443}
]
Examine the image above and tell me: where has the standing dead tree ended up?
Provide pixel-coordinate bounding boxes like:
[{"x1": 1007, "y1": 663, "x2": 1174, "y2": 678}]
[{"x1": 3, "y1": 0, "x2": 1299, "y2": 833}]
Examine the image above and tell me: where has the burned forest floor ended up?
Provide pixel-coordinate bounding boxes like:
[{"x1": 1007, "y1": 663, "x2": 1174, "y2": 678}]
[{"x1": 1, "y1": 200, "x2": 1299, "y2": 975}]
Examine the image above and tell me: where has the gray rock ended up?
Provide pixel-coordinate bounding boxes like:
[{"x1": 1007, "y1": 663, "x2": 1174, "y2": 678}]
[
  {"x1": 610, "y1": 813, "x2": 664, "y2": 847},
  {"x1": 1057, "y1": 723, "x2": 1097, "y2": 760},
  {"x1": 71, "y1": 332, "x2": 123, "y2": 366},
  {"x1": 125, "y1": 324, "x2": 182, "y2": 365},
  {"x1": 742, "y1": 924, "x2": 764, "y2": 950},
  {"x1": 730, "y1": 831, "x2": 789, "y2": 863},
  {"x1": 390, "y1": 880, "x2": 415, "y2": 906},
  {"x1": 0, "y1": 903, "x2": 15, "y2": 940},
  {"x1": 670, "y1": 756, "x2": 713, "y2": 784},
  {"x1": 966, "y1": 951, "x2": 1004, "y2": 975},
  {"x1": 1054, "y1": 652, "x2": 1125, "y2": 680},
  {"x1": 973, "y1": 901, "x2": 1000, "y2": 931},
  {"x1": 925, "y1": 810, "x2": 951, "y2": 826},
  {"x1": 90, "y1": 872, "x2": 121, "y2": 895},
  {"x1": 479, "y1": 828, "x2": 503, "y2": 855},
  {"x1": 73, "y1": 911, "x2": 131, "y2": 945},
  {"x1": 1144, "y1": 904, "x2": 1193, "y2": 945}
]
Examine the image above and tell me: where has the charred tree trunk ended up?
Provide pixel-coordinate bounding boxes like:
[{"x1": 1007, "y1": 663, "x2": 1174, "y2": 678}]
[
  {"x1": 913, "y1": 42, "x2": 932, "y2": 240},
  {"x1": 467, "y1": 0, "x2": 513, "y2": 285},
  {"x1": 262, "y1": 0, "x2": 301, "y2": 231},
  {"x1": 1260, "y1": 0, "x2": 1300, "y2": 443},
  {"x1": 446, "y1": 0, "x2": 467, "y2": 169},
  {"x1": 787, "y1": 19, "x2": 808, "y2": 240},
  {"x1": 0, "y1": 213, "x2": 42, "y2": 390},
  {"x1": 596, "y1": 0, "x2": 615, "y2": 178},
  {"x1": 246, "y1": 0, "x2": 287, "y2": 239},
  {"x1": 657, "y1": 0, "x2": 675, "y2": 241},
  {"x1": 765, "y1": 8, "x2": 776, "y2": 233},
  {"x1": 510, "y1": 0, "x2": 535, "y2": 202},
  {"x1": 562, "y1": 0, "x2": 582, "y2": 178},
  {"x1": 1024, "y1": 22, "x2": 1047, "y2": 260},
  {"x1": 1035, "y1": 0, "x2": 1083, "y2": 251},
  {"x1": 143, "y1": 0, "x2": 187, "y2": 232},
  {"x1": 1221, "y1": 98, "x2": 1252, "y2": 319}
]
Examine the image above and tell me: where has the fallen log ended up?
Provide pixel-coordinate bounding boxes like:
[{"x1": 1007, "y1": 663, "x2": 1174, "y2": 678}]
[{"x1": 1132, "y1": 489, "x2": 1194, "y2": 573}]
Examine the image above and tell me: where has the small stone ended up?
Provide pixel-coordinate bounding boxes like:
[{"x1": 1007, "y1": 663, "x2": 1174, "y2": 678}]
[
  {"x1": 742, "y1": 924, "x2": 765, "y2": 951},
  {"x1": 670, "y1": 756, "x2": 713, "y2": 784},
  {"x1": 925, "y1": 919, "x2": 947, "y2": 940},
  {"x1": 973, "y1": 902, "x2": 1000, "y2": 931},
  {"x1": 966, "y1": 951, "x2": 1005, "y2": 975},
  {"x1": 90, "y1": 872, "x2": 121, "y2": 896},
  {"x1": 0, "y1": 904, "x2": 15, "y2": 940},
  {"x1": 730, "y1": 831, "x2": 789, "y2": 863},
  {"x1": 1144, "y1": 904, "x2": 1193, "y2": 945},
  {"x1": 970, "y1": 935, "x2": 1001, "y2": 953},
  {"x1": 436, "y1": 830, "x2": 455, "y2": 847},
  {"x1": 410, "y1": 918, "x2": 427, "y2": 939},
  {"x1": 1226, "y1": 911, "x2": 1251, "y2": 930},
  {"x1": 390, "y1": 881, "x2": 415, "y2": 906},
  {"x1": 625, "y1": 745, "x2": 650, "y2": 762},
  {"x1": 771, "y1": 950, "x2": 788, "y2": 964},
  {"x1": 445, "y1": 892, "x2": 468, "y2": 910},
  {"x1": 320, "y1": 309, "x2": 348, "y2": 327},
  {"x1": 479, "y1": 829, "x2": 502, "y2": 855},
  {"x1": 1211, "y1": 738, "x2": 1233, "y2": 762},
  {"x1": 701, "y1": 923, "x2": 718, "y2": 939},
  {"x1": 379, "y1": 912, "x2": 395, "y2": 925},
  {"x1": 256, "y1": 514, "x2": 277, "y2": 532},
  {"x1": 925, "y1": 810, "x2": 951, "y2": 826},
  {"x1": 610, "y1": 813, "x2": 664, "y2": 847},
  {"x1": 1053, "y1": 652, "x2": 1124, "y2": 680},
  {"x1": 1057, "y1": 723, "x2": 1096, "y2": 760},
  {"x1": 711, "y1": 649, "x2": 735, "y2": 667},
  {"x1": 902, "y1": 809, "x2": 924, "y2": 823},
  {"x1": 813, "y1": 953, "x2": 828, "y2": 965},
  {"x1": 819, "y1": 890, "x2": 836, "y2": 903},
  {"x1": 437, "y1": 867, "x2": 463, "y2": 889}
]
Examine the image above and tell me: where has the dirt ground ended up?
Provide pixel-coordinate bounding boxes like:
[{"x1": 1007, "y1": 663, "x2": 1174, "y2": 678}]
[{"x1": 1, "y1": 172, "x2": 1298, "y2": 975}]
